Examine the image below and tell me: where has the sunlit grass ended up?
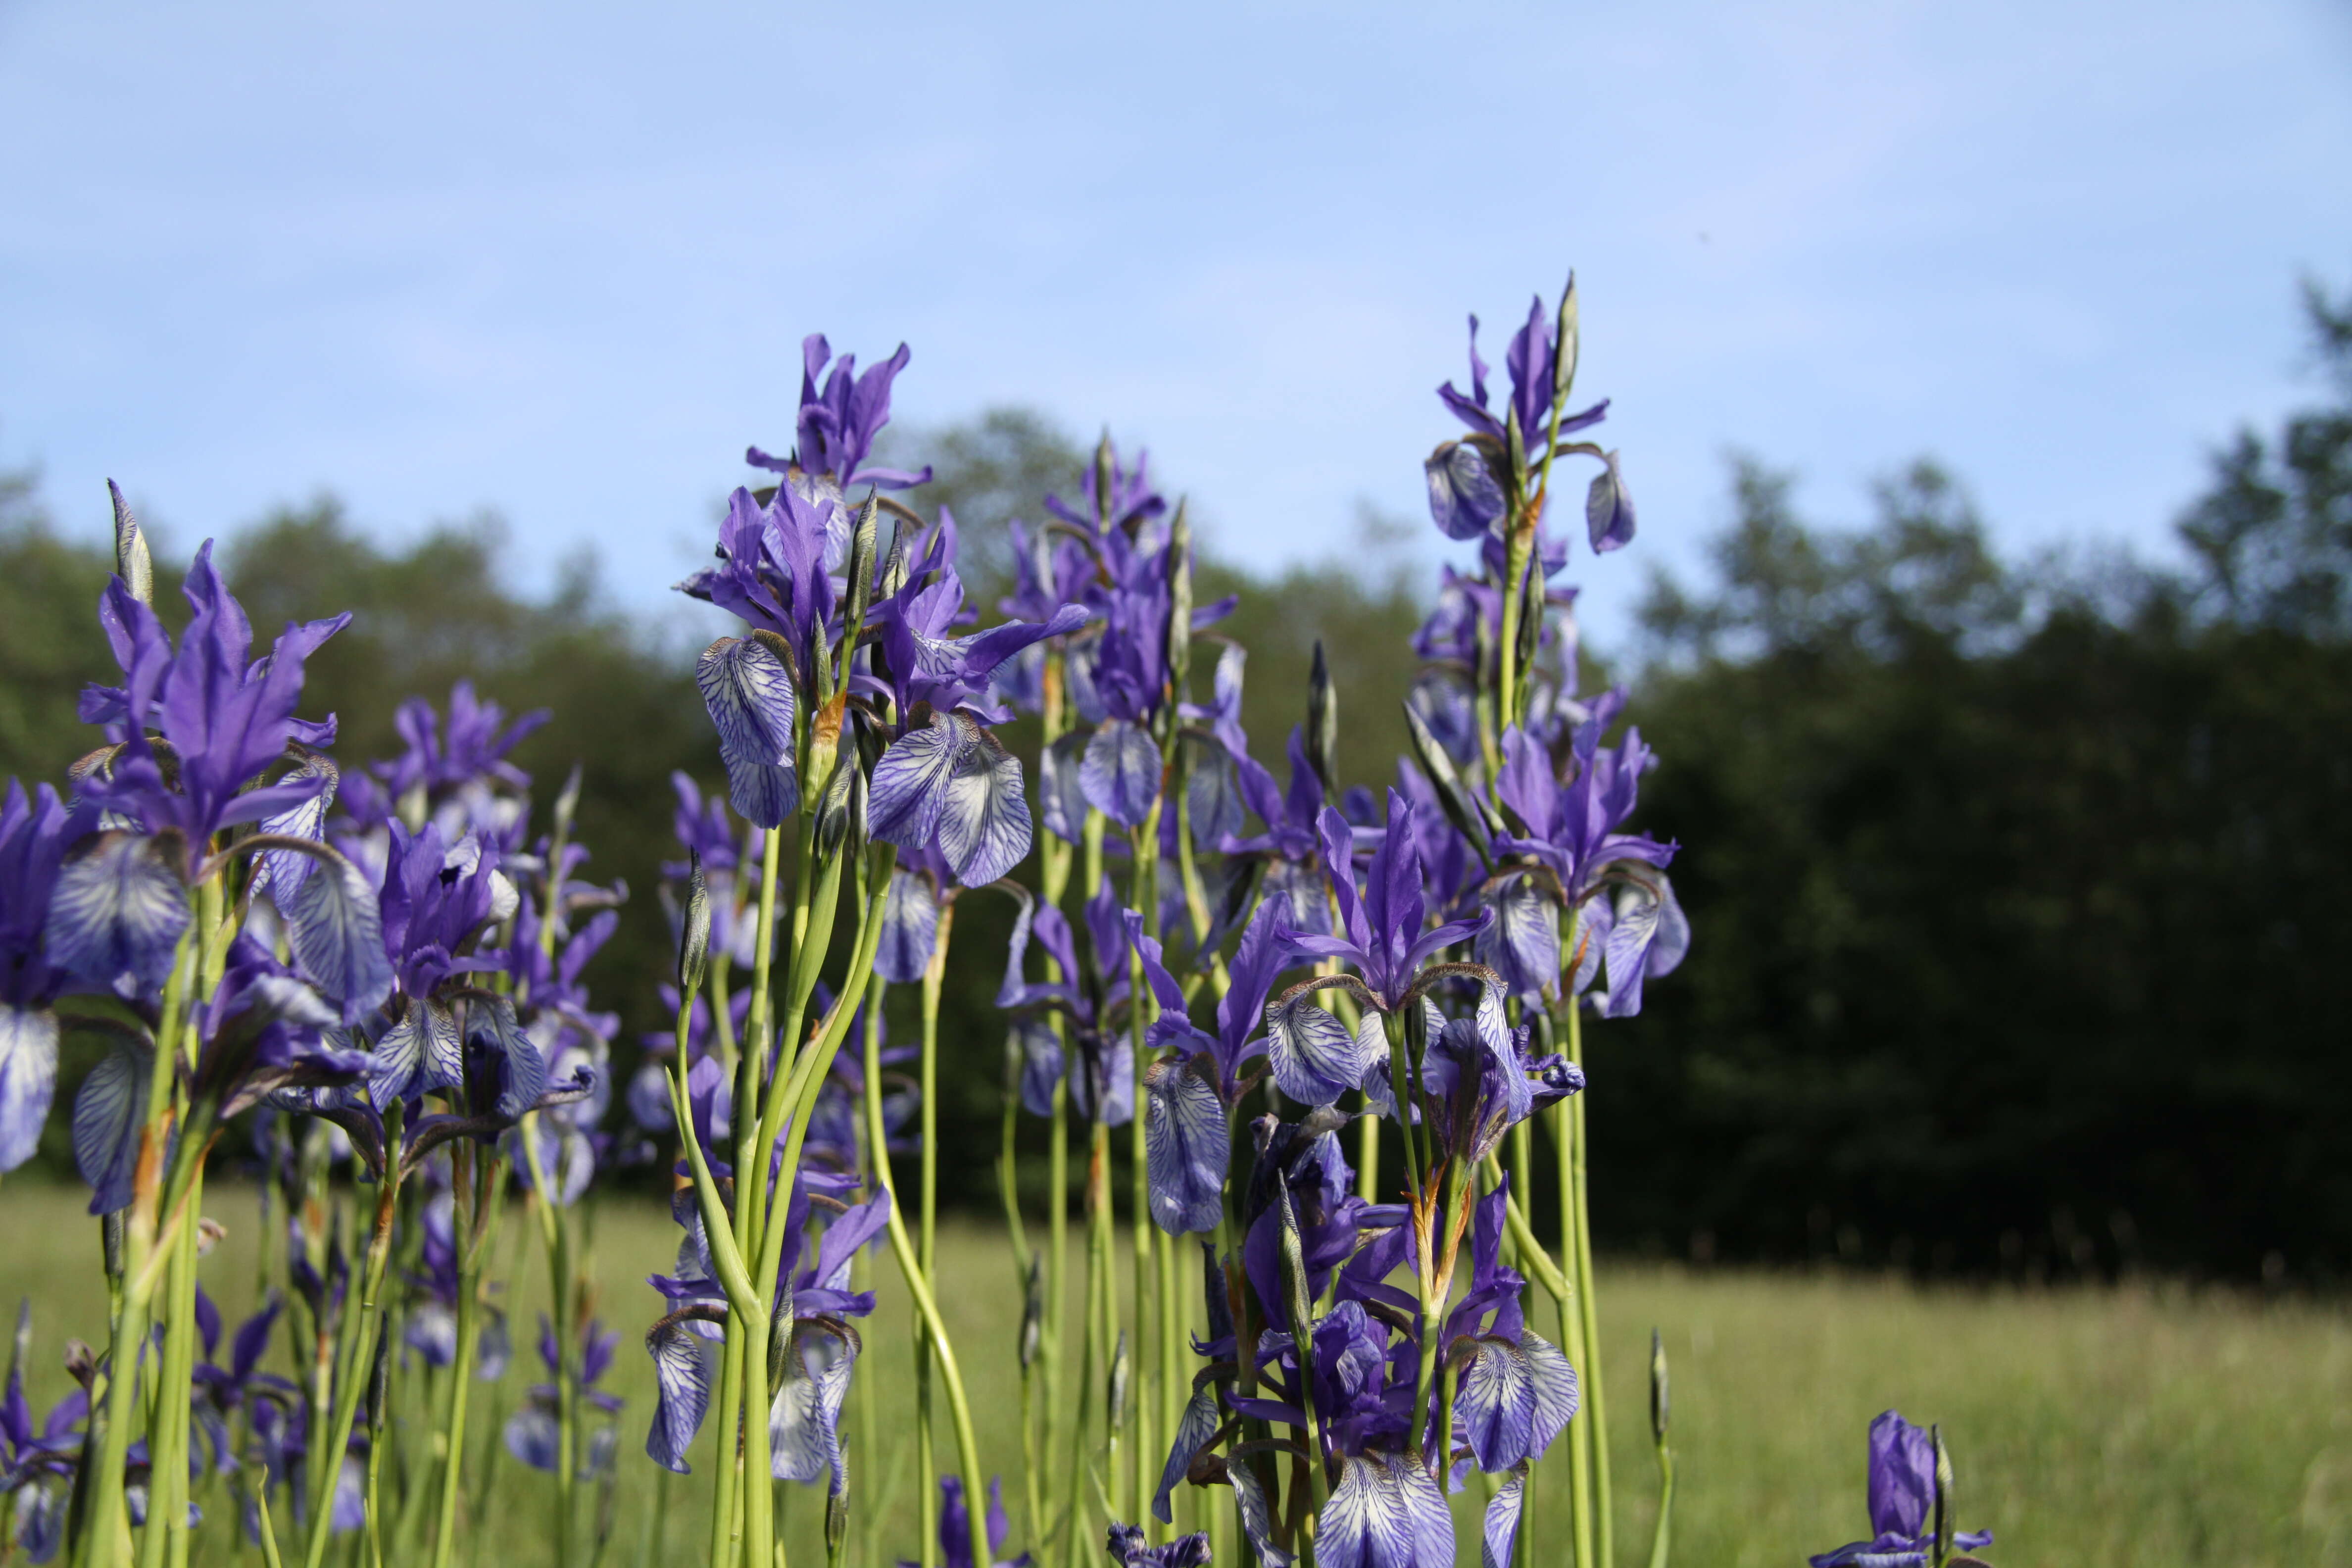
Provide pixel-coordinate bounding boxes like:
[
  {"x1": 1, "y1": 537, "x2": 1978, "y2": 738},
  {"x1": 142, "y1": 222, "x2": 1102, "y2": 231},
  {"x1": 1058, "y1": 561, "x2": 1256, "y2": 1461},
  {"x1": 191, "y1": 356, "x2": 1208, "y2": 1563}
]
[{"x1": 4, "y1": 1180, "x2": 2344, "y2": 1567}]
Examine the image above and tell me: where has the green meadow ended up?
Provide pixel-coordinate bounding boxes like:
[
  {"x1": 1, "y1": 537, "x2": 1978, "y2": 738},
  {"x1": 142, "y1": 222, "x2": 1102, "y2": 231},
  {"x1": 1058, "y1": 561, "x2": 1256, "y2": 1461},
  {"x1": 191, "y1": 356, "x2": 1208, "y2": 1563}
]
[{"x1": 4, "y1": 1182, "x2": 2343, "y2": 1568}]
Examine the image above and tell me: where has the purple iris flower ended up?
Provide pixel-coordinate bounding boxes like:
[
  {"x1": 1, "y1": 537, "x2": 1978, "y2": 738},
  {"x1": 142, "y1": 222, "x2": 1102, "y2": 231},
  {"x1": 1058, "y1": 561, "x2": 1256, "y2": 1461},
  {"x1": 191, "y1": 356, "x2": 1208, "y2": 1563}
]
[
  {"x1": 996, "y1": 878, "x2": 1134, "y2": 1127},
  {"x1": 4, "y1": 1311, "x2": 87, "y2": 1565},
  {"x1": 748, "y1": 335, "x2": 932, "y2": 515},
  {"x1": 190, "y1": 1288, "x2": 293, "y2": 1472},
  {"x1": 1125, "y1": 898, "x2": 1307, "y2": 1234},
  {"x1": 1808, "y1": 1411, "x2": 1992, "y2": 1568},
  {"x1": 1435, "y1": 297, "x2": 1609, "y2": 465},
  {"x1": 1238, "y1": 1114, "x2": 1403, "y2": 1337},
  {"x1": 69, "y1": 934, "x2": 367, "y2": 1213},
  {"x1": 1106, "y1": 1524, "x2": 1210, "y2": 1568},
  {"x1": 644, "y1": 1165, "x2": 888, "y2": 1491},
  {"x1": 504, "y1": 1315, "x2": 623, "y2": 1478},
  {"x1": 901, "y1": 1476, "x2": 1027, "y2": 1568},
  {"x1": 1044, "y1": 439, "x2": 1165, "y2": 540},
  {"x1": 1439, "y1": 1180, "x2": 1579, "y2": 1475},
  {"x1": 1395, "y1": 996, "x2": 1584, "y2": 1165},
  {"x1": 680, "y1": 487, "x2": 833, "y2": 829},
  {"x1": 863, "y1": 521, "x2": 1089, "y2": 887},
  {"x1": 1223, "y1": 727, "x2": 1339, "y2": 939},
  {"x1": 73, "y1": 543, "x2": 347, "y2": 855},
  {"x1": 363, "y1": 821, "x2": 517, "y2": 1105},
  {"x1": 1289, "y1": 792, "x2": 1490, "y2": 1014},
  {"x1": 663, "y1": 773, "x2": 763, "y2": 969},
  {"x1": 1485, "y1": 709, "x2": 1688, "y2": 1015},
  {"x1": 377, "y1": 680, "x2": 547, "y2": 805},
  {"x1": 0, "y1": 782, "x2": 76, "y2": 1172}
]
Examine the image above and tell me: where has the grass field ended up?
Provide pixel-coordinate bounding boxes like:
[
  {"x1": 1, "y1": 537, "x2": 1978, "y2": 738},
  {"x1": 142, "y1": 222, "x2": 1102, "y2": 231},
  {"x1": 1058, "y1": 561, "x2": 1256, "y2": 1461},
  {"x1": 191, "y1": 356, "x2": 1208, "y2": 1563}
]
[{"x1": 3, "y1": 1179, "x2": 2345, "y2": 1568}]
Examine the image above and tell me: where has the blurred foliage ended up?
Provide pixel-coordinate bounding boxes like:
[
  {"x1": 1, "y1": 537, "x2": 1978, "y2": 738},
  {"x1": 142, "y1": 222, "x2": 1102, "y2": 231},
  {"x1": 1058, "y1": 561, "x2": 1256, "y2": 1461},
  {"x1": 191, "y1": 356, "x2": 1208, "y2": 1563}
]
[
  {"x1": 3, "y1": 277, "x2": 2347, "y2": 1278},
  {"x1": 1610, "y1": 279, "x2": 2352, "y2": 1283}
]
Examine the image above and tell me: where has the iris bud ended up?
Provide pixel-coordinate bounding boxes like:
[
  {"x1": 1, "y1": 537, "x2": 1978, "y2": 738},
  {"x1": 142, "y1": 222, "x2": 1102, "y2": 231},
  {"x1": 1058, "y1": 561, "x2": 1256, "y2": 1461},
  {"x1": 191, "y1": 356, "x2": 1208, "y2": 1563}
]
[
  {"x1": 1649, "y1": 1326, "x2": 1669, "y2": 1443},
  {"x1": 1553, "y1": 272, "x2": 1580, "y2": 403},
  {"x1": 1306, "y1": 640, "x2": 1339, "y2": 802},
  {"x1": 1402, "y1": 701, "x2": 1490, "y2": 858},
  {"x1": 1164, "y1": 500, "x2": 1193, "y2": 706},
  {"x1": 1108, "y1": 1329, "x2": 1130, "y2": 1432},
  {"x1": 1020, "y1": 1252, "x2": 1045, "y2": 1371},
  {"x1": 553, "y1": 762, "x2": 584, "y2": 842},
  {"x1": 1276, "y1": 1180, "x2": 1315, "y2": 1338},
  {"x1": 107, "y1": 480, "x2": 151, "y2": 603},
  {"x1": 677, "y1": 850, "x2": 710, "y2": 996},
  {"x1": 825, "y1": 1487, "x2": 849, "y2": 1568}
]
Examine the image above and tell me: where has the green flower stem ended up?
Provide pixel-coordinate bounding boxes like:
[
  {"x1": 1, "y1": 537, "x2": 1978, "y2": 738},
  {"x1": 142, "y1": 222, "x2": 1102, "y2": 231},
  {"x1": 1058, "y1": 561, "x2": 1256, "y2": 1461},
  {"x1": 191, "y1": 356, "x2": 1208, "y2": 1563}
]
[
  {"x1": 301, "y1": 1114, "x2": 403, "y2": 1568},
  {"x1": 1037, "y1": 642, "x2": 1075, "y2": 1555},
  {"x1": 1063, "y1": 1124, "x2": 1112, "y2": 1568},
  {"x1": 862, "y1": 973, "x2": 993, "y2": 1568},
  {"x1": 735, "y1": 828, "x2": 790, "y2": 1267},
  {"x1": 1548, "y1": 1094, "x2": 1594, "y2": 1568},
  {"x1": 1646, "y1": 1436, "x2": 1671, "y2": 1568},
  {"x1": 1124, "y1": 805, "x2": 1163, "y2": 1534},
  {"x1": 1564, "y1": 1000, "x2": 1609, "y2": 1568},
  {"x1": 428, "y1": 1151, "x2": 502, "y2": 1568},
  {"x1": 734, "y1": 848, "x2": 895, "y2": 1568},
  {"x1": 918, "y1": 913, "x2": 956, "y2": 1568}
]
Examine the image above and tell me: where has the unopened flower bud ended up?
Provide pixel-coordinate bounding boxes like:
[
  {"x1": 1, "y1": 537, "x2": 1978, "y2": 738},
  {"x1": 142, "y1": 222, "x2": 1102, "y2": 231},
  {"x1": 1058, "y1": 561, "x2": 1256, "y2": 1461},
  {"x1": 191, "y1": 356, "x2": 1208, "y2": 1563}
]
[
  {"x1": 1306, "y1": 640, "x2": 1339, "y2": 802},
  {"x1": 1108, "y1": 1330, "x2": 1130, "y2": 1431},
  {"x1": 1019, "y1": 1252, "x2": 1045, "y2": 1371},
  {"x1": 1553, "y1": 272, "x2": 1580, "y2": 403},
  {"x1": 553, "y1": 763, "x2": 585, "y2": 840},
  {"x1": 1649, "y1": 1326, "x2": 1669, "y2": 1443},
  {"x1": 108, "y1": 480, "x2": 152, "y2": 603},
  {"x1": 677, "y1": 850, "x2": 710, "y2": 996}
]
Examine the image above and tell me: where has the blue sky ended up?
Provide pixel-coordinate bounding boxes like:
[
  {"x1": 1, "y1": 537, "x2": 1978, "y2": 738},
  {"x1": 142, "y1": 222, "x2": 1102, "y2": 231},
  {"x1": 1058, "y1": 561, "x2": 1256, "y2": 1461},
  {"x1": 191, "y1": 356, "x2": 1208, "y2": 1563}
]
[{"x1": 3, "y1": 0, "x2": 2348, "y2": 649}]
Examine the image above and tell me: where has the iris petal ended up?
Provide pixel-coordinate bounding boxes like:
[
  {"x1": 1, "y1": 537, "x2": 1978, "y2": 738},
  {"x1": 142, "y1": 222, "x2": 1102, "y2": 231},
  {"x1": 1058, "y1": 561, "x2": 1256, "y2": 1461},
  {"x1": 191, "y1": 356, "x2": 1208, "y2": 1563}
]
[
  {"x1": 937, "y1": 725, "x2": 1031, "y2": 886},
  {"x1": 0, "y1": 1005, "x2": 59, "y2": 1173},
  {"x1": 1143, "y1": 1059, "x2": 1226, "y2": 1236},
  {"x1": 1152, "y1": 1384, "x2": 1220, "y2": 1523},
  {"x1": 869, "y1": 710, "x2": 965, "y2": 851},
  {"x1": 72, "y1": 1039, "x2": 152, "y2": 1215},
  {"x1": 696, "y1": 637, "x2": 800, "y2": 828},
  {"x1": 286, "y1": 850, "x2": 393, "y2": 1023},
  {"x1": 1320, "y1": 1452, "x2": 1453, "y2": 1568},
  {"x1": 1265, "y1": 994, "x2": 1372, "y2": 1107},
  {"x1": 769, "y1": 1320, "x2": 859, "y2": 1490},
  {"x1": 875, "y1": 870, "x2": 941, "y2": 984},
  {"x1": 1475, "y1": 874, "x2": 1560, "y2": 1002},
  {"x1": 45, "y1": 832, "x2": 189, "y2": 1001},
  {"x1": 1227, "y1": 1459, "x2": 1293, "y2": 1568},
  {"x1": 1080, "y1": 719, "x2": 1161, "y2": 828},
  {"x1": 1480, "y1": 1469, "x2": 1525, "y2": 1568}
]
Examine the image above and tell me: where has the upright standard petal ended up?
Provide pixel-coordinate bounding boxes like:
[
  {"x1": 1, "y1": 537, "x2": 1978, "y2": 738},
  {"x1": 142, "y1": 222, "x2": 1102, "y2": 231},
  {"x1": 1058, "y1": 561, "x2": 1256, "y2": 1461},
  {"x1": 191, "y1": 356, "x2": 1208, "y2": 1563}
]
[
  {"x1": 1319, "y1": 1453, "x2": 1453, "y2": 1568},
  {"x1": 937, "y1": 724, "x2": 1032, "y2": 886},
  {"x1": 1143, "y1": 1058, "x2": 1226, "y2": 1236},
  {"x1": 696, "y1": 637, "x2": 799, "y2": 829},
  {"x1": 1080, "y1": 719, "x2": 1161, "y2": 829},
  {"x1": 45, "y1": 833, "x2": 189, "y2": 1001},
  {"x1": 286, "y1": 851, "x2": 393, "y2": 1023},
  {"x1": 73, "y1": 1038, "x2": 152, "y2": 1215},
  {"x1": 0, "y1": 1005, "x2": 59, "y2": 1172}
]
